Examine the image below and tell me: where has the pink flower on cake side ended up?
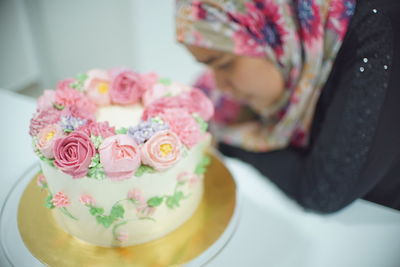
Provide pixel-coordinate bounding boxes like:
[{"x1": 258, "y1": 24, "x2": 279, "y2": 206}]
[
  {"x1": 99, "y1": 135, "x2": 141, "y2": 181},
  {"x1": 36, "y1": 173, "x2": 47, "y2": 188},
  {"x1": 52, "y1": 192, "x2": 71, "y2": 207},
  {"x1": 127, "y1": 188, "x2": 145, "y2": 203},
  {"x1": 55, "y1": 87, "x2": 84, "y2": 107},
  {"x1": 37, "y1": 90, "x2": 56, "y2": 111},
  {"x1": 53, "y1": 131, "x2": 96, "y2": 178},
  {"x1": 29, "y1": 108, "x2": 62, "y2": 136},
  {"x1": 137, "y1": 203, "x2": 156, "y2": 217},
  {"x1": 116, "y1": 231, "x2": 129, "y2": 242},
  {"x1": 78, "y1": 121, "x2": 115, "y2": 138},
  {"x1": 110, "y1": 70, "x2": 144, "y2": 105},
  {"x1": 141, "y1": 130, "x2": 182, "y2": 171},
  {"x1": 36, "y1": 124, "x2": 64, "y2": 158},
  {"x1": 79, "y1": 194, "x2": 95, "y2": 206},
  {"x1": 84, "y1": 69, "x2": 111, "y2": 105},
  {"x1": 56, "y1": 78, "x2": 76, "y2": 91},
  {"x1": 160, "y1": 109, "x2": 202, "y2": 148}
]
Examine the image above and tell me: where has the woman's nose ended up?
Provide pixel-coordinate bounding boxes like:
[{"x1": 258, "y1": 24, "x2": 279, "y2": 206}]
[{"x1": 212, "y1": 69, "x2": 233, "y2": 93}]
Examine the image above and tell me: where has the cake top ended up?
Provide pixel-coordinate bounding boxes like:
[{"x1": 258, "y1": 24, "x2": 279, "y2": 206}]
[{"x1": 29, "y1": 68, "x2": 214, "y2": 181}]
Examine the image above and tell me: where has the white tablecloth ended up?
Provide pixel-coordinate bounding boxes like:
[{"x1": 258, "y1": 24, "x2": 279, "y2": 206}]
[{"x1": 1, "y1": 89, "x2": 400, "y2": 267}]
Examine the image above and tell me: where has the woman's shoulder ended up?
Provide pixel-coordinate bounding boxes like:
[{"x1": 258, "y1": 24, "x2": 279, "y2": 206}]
[{"x1": 348, "y1": 0, "x2": 400, "y2": 38}]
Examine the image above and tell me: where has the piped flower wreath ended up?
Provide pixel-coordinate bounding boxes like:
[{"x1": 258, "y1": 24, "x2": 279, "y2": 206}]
[{"x1": 30, "y1": 68, "x2": 214, "y2": 181}]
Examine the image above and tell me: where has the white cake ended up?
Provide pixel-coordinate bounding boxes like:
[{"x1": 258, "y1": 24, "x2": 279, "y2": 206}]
[{"x1": 30, "y1": 68, "x2": 214, "y2": 247}]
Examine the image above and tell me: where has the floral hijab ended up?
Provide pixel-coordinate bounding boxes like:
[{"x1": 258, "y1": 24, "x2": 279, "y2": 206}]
[{"x1": 176, "y1": 0, "x2": 356, "y2": 152}]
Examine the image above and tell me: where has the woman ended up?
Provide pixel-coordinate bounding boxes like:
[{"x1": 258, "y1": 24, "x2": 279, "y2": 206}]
[{"x1": 176, "y1": 0, "x2": 400, "y2": 213}]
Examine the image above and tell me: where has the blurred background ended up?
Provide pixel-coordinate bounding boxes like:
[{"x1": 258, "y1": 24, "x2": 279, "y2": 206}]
[{"x1": 0, "y1": 0, "x2": 203, "y2": 97}]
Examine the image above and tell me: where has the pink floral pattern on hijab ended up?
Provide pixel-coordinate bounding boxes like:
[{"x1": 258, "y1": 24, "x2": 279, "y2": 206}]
[{"x1": 177, "y1": 0, "x2": 355, "y2": 151}]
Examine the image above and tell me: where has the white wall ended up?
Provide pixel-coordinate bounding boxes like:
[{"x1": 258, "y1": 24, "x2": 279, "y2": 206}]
[
  {"x1": 0, "y1": 0, "x2": 40, "y2": 91},
  {"x1": 0, "y1": 0, "x2": 202, "y2": 91},
  {"x1": 129, "y1": 0, "x2": 203, "y2": 84}
]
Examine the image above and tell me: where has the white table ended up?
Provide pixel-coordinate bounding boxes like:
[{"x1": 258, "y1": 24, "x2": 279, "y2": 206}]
[{"x1": 1, "y1": 89, "x2": 400, "y2": 267}]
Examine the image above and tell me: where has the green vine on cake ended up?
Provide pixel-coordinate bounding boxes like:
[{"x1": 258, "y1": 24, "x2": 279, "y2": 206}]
[{"x1": 195, "y1": 155, "x2": 211, "y2": 175}]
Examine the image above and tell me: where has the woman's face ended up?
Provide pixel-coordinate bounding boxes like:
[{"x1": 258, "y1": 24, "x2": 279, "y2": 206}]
[{"x1": 186, "y1": 45, "x2": 285, "y2": 111}]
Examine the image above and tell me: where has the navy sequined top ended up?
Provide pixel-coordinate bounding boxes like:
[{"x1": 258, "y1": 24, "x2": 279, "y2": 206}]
[{"x1": 219, "y1": 0, "x2": 400, "y2": 213}]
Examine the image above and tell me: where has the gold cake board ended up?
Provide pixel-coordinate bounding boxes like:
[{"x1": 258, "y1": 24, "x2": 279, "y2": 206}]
[{"x1": 18, "y1": 154, "x2": 237, "y2": 267}]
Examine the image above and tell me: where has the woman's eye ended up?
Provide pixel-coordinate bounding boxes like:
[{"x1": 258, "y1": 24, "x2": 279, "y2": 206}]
[{"x1": 216, "y1": 61, "x2": 232, "y2": 70}]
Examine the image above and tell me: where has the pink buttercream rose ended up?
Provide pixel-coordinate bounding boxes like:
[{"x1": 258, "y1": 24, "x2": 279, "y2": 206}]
[
  {"x1": 178, "y1": 88, "x2": 214, "y2": 120},
  {"x1": 141, "y1": 96, "x2": 180, "y2": 121},
  {"x1": 56, "y1": 78, "x2": 76, "y2": 91},
  {"x1": 29, "y1": 108, "x2": 62, "y2": 136},
  {"x1": 78, "y1": 121, "x2": 115, "y2": 138},
  {"x1": 110, "y1": 70, "x2": 144, "y2": 105},
  {"x1": 159, "y1": 109, "x2": 202, "y2": 148},
  {"x1": 84, "y1": 69, "x2": 111, "y2": 106},
  {"x1": 52, "y1": 192, "x2": 71, "y2": 207},
  {"x1": 142, "y1": 82, "x2": 190, "y2": 106},
  {"x1": 141, "y1": 130, "x2": 182, "y2": 171},
  {"x1": 141, "y1": 72, "x2": 159, "y2": 90},
  {"x1": 55, "y1": 87, "x2": 84, "y2": 107},
  {"x1": 141, "y1": 88, "x2": 213, "y2": 121},
  {"x1": 53, "y1": 131, "x2": 96, "y2": 178},
  {"x1": 79, "y1": 194, "x2": 95, "y2": 206},
  {"x1": 61, "y1": 96, "x2": 97, "y2": 121},
  {"x1": 37, "y1": 90, "x2": 56, "y2": 111},
  {"x1": 36, "y1": 124, "x2": 64, "y2": 158},
  {"x1": 99, "y1": 135, "x2": 141, "y2": 181},
  {"x1": 142, "y1": 83, "x2": 169, "y2": 106}
]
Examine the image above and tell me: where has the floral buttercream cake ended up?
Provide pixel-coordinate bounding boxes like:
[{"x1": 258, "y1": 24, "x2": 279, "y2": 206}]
[{"x1": 29, "y1": 68, "x2": 214, "y2": 247}]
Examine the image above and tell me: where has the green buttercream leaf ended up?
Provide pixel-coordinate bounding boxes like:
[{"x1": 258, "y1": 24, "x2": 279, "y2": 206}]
[
  {"x1": 89, "y1": 206, "x2": 104, "y2": 216},
  {"x1": 35, "y1": 148, "x2": 55, "y2": 167},
  {"x1": 159, "y1": 77, "x2": 171, "y2": 85},
  {"x1": 195, "y1": 156, "x2": 211, "y2": 175},
  {"x1": 135, "y1": 165, "x2": 155, "y2": 177},
  {"x1": 91, "y1": 135, "x2": 104, "y2": 149},
  {"x1": 53, "y1": 103, "x2": 65, "y2": 110},
  {"x1": 87, "y1": 155, "x2": 106, "y2": 180},
  {"x1": 115, "y1": 127, "x2": 128, "y2": 134},
  {"x1": 96, "y1": 215, "x2": 113, "y2": 228},
  {"x1": 166, "y1": 191, "x2": 184, "y2": 209},
  {"x1": 150, "y1": 117, "x2": 164, "y2": 124},
  {"x1": 89, "y1": 153, "x2": 100, "y2": 168},
  {"x1": 166, "y1": 196, "x2": 175, "y2": 209},
  {"x1": 76, "y1": 73, "x2": 88, "y2": 83},
  {"x1": 110, "y1": 204, "x2": 124, "y2": 220},
  {"x1": 147, "y1": 196, "x2": 163, "y2": 207},
  {"x1": 45, "y1": 195, "x2": 55, "y2": 209},
  {"x1": 193, "y1": 114, "x2": 208, "y2": 132},
  {"x1": 70, "y1": 73, "x2": 89, "y2": 91}
]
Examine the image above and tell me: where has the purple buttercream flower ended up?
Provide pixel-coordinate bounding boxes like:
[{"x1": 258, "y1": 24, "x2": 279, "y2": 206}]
[
  {"x1": 128, "y1": 120, "x2": 169, "y2": 144},
  {"x1": 59, "y1": 115, "x2": 87, "y2": 132}
]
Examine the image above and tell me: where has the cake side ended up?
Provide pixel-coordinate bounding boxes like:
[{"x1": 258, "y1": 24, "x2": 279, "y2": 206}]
[{"x1": 39, "y1": 135, "x2": 210, "y2": 247}]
